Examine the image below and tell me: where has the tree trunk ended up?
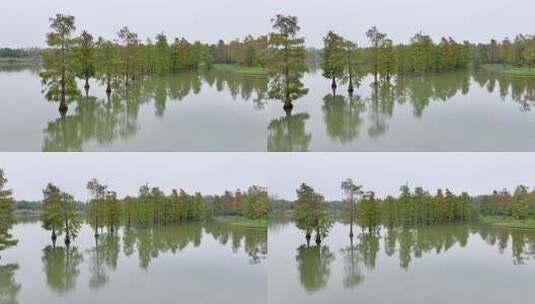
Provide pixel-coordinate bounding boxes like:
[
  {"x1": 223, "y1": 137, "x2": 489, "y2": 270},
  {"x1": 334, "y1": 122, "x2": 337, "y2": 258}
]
[
  {"x1": 84, "y1": 77, "x2": 90, "y2": 90},
  {"x1": 51, "y1": 229, "x2": 57, "y2": 242},
  {"x1": 59, "y1": 94, "x2": 68, "y2": 113},
  {"x1": 331, "y1": 76, "x2": 337, "y2": 91},
  {"x1": 348, "y1": 74, "x2": 354, "y2": 94},
  {"x1": 315, "y1": 226, "x2": 322, "y2": 245}
]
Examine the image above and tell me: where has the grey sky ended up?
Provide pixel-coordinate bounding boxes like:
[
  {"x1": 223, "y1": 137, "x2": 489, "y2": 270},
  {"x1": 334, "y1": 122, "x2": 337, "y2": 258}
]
[
  {"x1": 1, "y1": 0, "x2": 533, "y2": 48},
  {"x1": 0, "y1": 153, "x2": 533, "y2": 201}
]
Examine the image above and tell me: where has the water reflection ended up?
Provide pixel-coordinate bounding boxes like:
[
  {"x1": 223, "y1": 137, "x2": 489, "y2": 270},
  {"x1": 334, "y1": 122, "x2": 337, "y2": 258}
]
[
  {"x1": 41, "y1": 245, "x2": 84, "y2": 294},
  {"x1": 36, "y1": 222, "x2": 267, "y2": 294},
  {"x1": 322, "y1": 93, "x2": 365, "y2": 144},
  {"x1": 268, "y1": 111, "x2": 311, "y2": 152},
  {"x1": 296, "y1": 245, "x2": 335, "y2": 292},
  {"x1": 294, "y1": 223, "x2": 535, "y2": 292},
  {"x1": 0, "y1": 264, "x2": 20, "y2": 304},
  {"x1": 1, "y1": 66, "x2": 531, "y2": 151}
]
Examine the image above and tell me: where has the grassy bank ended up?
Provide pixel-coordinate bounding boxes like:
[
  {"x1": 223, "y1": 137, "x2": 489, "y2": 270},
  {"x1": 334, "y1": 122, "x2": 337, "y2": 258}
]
[
  {"x1": 215, "y1": 216, "x2": 267, "y2": 230},
  {"x1": 213, "y1": 64, "x2": 268, "y2": 76},
  {"x1": 503, "y1": 67, "x2": 535, "y2": 77},
  {"x1": 481, "y1": 216, "x2": 535, "y2": 230}
]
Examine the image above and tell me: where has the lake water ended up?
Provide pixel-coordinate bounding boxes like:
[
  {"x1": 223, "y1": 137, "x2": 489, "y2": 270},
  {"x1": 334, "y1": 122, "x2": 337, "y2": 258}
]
[
  {"x1": 0, "y1": 220, "x2": 266, "y2": 304},
  {"x1": 0, "y1": 67, "x2": 534, "y2": 151},
  {"x1": 268, "y1": 219, "x2": 535, "y2": 304}
]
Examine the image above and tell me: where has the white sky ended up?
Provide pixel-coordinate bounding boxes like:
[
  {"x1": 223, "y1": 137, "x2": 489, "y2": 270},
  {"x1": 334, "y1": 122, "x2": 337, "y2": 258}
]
[
  {"x1": 0, "y1": 153, "x2": 533, "y2": 201},
  {"x1": 1, "y1": 0, "x2": 533, "y2": 48}
]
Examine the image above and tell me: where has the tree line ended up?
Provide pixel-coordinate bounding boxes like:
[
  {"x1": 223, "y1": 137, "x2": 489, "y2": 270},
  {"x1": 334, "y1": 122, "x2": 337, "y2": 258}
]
[
  {"x1": 291, "y1": 179, "x2": 481, "y2": 245},
  {"x1": 321, "y1": 28, "x2": 473, "y2": 91},
  {"x1": 35, "y1": 13, "x2": 535, "y2": 114},
  {"x1": 472, "y1": 35, "x2": 535, "y2": 69},
  {"x1": 0, "y1": 168, "x2": 267, "y2": 249},
  {"x1": 479, "y1": 185, "x2": 535, "y2": 220}
]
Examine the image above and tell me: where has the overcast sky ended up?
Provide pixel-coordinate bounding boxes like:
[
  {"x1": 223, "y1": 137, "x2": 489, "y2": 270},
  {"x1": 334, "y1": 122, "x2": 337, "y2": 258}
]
[
  {"x1": 0, "y1": 153, "x2": 533, "y2": 201},
  {"x1": 1, "y1": 0, "x2": 533, "y2": 48}
]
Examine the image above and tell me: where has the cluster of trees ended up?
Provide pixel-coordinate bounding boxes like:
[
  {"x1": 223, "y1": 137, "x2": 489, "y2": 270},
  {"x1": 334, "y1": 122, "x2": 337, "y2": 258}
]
[
  {"x1": 0, "y1": 47, "x2": 40, "y2": 59},
  {"x1": 0, "y1": 169, "x2": 17, "y2": 260},
  {"x1": 86, "y1": 179, "x2": 209, "y2": 237},
  {"x1": 39, "y1": 13, "x2": 310, "y2": 113},
  {"x1": 40, "y1": 14, "x2": 213, "y2": 112},
  {"x1": 480, "y1": 185, "x2": 535, "y2": 220},
  {"x1": 41, "y1": 183, "x2": 83, "y2": 246},
  {"x1": 293, "y1": 183, "x2": 333, "y2": 245},
  {"x1": 38, "y1": 178, "x2": 267, "y2": 246},
  {"x1": 321, "y1": 28, "x2": 472, "y2": 90},
  {"x1": 211, "y1": 186, "x2": 268, "y2": 220},
  {"x1": 209, "y1": 36, "x2": 269, "y2": 67},
  {"x1": 472, "y1": 35, "x2": 535, "y2": 68},
  {"x1": 292, "y1": 180, "x2": 478, "y2": 243}
]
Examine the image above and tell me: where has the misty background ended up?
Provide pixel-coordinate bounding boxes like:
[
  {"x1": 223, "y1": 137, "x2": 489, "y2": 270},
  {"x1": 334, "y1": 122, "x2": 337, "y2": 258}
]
[
  {"x1": 0, "y1": 153, "x2": 534, "y2": 202},
  {"x1": 1, "y1": 0, "x2": 533, "y2": 48}
]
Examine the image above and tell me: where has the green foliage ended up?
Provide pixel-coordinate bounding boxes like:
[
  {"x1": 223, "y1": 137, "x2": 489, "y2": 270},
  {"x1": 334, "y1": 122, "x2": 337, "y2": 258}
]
[
  {"x1": 244, "y1": 186, "x2": 268, "y2": 220},
  {"x1": 41, "y1": 183, "x2": 64, "y2": 237},
  {"x1": 321, "y1": 31, "x2": 345, "y2": 86},
  {"x1": 267, "y1": 15, "x2": 309, "y2": 107},
  {"x1": 72, "y1": 30, "x2": 96, "y2": 87},
  {"x1": 41, "y1": 182, "x2": 82, "y2": 244},
  {"x1": 294, "y1": 183, "x2": 333, "y2": 243},
  {"x1": 356, "y1": 192, "x2": 381, "y2": 231},
  {"x1": 40, "y1": 14, "x2": 79, "y2": 110},
  {"x1": 0, "y1": 169, "x2": 17, "y2": 254}
]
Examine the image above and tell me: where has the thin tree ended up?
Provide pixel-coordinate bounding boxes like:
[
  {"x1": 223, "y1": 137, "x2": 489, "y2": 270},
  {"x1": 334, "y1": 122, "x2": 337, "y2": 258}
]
[
  {"x1": 341, "y1": 179, "x2": 364, "y2": 239},
  {"x1": 366, "y1": 26, "x2": 387, "y2": 84}
]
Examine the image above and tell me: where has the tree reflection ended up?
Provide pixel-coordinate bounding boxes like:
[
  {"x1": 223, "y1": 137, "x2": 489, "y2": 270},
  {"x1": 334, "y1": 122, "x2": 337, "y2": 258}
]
[
  {"x1": 322, "y1": 93, "x2": 366, "y2": 144},
  {"x1": 293, "y1": 222, "x2": 535, "y2": 292},
  {"x1": 268, "y1": 111, "x2": 311, "y2": 152},
  {"x1": 340, "y1": 239, "x2": 364, "y2": 289},
  {"x1": 41, "y1": 245, "x2": 83, "y2": 294},
  {"x1": 87, "y1": 234, "x2": 119, "y2": 290},
  {"x1": 0, "y1": 264, "x2": 21, "y2": 304},
  {"x1": 42, "y1": 70, "x2": 268, "y2": 151},
  {"x1": 296, "y1": 244, "x2": 335, "y2": 293}
]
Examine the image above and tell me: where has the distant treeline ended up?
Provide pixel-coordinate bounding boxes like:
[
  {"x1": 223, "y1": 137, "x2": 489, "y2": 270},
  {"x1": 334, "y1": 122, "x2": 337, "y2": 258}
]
[
  {"x1": 271, "y1": 184, "x2": 535, "y2": 223},
  {"x1": 472, "y1": 35, "x2": 535, "y2": 68},
  {"x1": 0, "y1": 47, "x2": 40, "y2": 59},
  {"x1": 479, "y1": 186, "x2": 535, "y2": 220}
]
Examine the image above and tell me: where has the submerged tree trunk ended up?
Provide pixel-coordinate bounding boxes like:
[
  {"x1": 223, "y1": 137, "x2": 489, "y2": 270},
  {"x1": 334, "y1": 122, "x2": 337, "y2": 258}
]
[
  {"x1": 331, "y1": 76, "x2": 337, "y2": 91},
  {"x1": 106, "y1": 76, "x2": 112, "y2": 94},
  {"x1": 84, "y1": 77, "x2": 90, "y2": 90},
  {"x1": 348, "y1": 74, "x2": 354, "y2": 94},
  {"x1": 315, "y1": 226, "x2": 322, "y2": 245},
  {"x1": 59, "y1": 94, "x2": 68, "y2": 113},
  {"x1": 51, "y1": 229, "x2": 57, "y2": 242},
  {"x1": 64, "y1": 214, "x2": 71, "y2": 246}
]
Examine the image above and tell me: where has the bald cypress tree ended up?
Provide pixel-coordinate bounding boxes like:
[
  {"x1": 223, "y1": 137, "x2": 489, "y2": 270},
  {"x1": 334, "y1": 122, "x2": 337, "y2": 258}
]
[
  {"x1": 321, "y1": 31, "x2": 345, "y2": 92},
  {"x1": 40, "y1": 14, "x2": 78, "y2": 112},
  {"x1": 42, "y1": 183, "x2": 64, "y2": 243},
  {"x1": 267, "y1": 15, "x2": 309, "y2": 111}
]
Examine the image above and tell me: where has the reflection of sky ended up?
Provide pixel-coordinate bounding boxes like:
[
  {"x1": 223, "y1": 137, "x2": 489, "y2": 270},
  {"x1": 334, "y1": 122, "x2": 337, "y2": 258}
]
[
  {"x1": 269, "y1": 222, "x2": 535, "y2": 304},
  {"x1": 0, "y1": 222, "x2": 266, "y2": 304},
  {"x1": 2, "y1": 0, "x2": 532, "y2": 47}
]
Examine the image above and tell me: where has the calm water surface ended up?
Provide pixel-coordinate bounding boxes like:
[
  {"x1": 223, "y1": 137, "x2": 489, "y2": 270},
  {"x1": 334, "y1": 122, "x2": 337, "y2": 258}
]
[
  {"x1": 0, "y1": 220, "x2": 266, "y2": 304},
  {"x1": 0, "y1": 67, "x2": 534, "y2": 151},
  {"x1": 268, "y1": 220, "x2": 535, "y2": 304}
]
